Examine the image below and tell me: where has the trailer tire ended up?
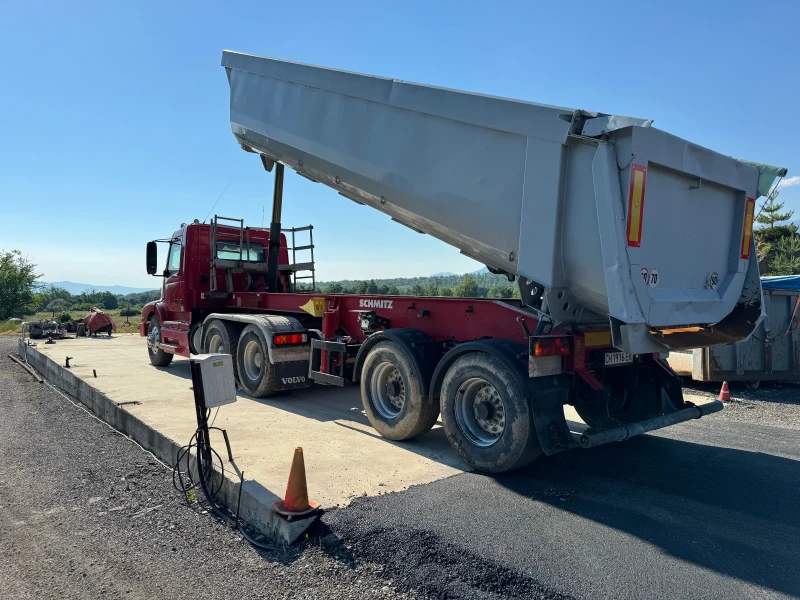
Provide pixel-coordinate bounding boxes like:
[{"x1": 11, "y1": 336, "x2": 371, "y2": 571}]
[
  {"x1": 235, "y1": 325, "x2": 276, "y2": 397},
  {"x1": 203, "y1": 319, "x2": 242, "y2": 379},
  {"x1": 146, "y1": 316, "x2": 174, "y2": 367},
  {"x1": 361, "y1": 341, "x2": 439, "y2": 441},
  {"x1": 440, "y1": 352, "x2": 541, "y2": 473}
]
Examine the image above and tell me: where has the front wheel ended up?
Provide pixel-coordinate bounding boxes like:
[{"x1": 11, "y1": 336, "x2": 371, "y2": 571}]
[
  {"x1": 440, "y1": 352, "x2": 541, "y2": 473},
  {"x1": 146, "y1": 316, "x2": 174, "y2": 367}
]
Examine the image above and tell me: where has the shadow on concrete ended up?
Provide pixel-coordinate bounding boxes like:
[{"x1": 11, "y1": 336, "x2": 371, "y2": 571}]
[{"x1": 494, "y1": 433, "x2": 800, "y2": 597}]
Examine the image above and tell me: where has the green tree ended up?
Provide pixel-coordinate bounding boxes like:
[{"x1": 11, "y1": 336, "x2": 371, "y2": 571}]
[
  {"x1": 409, "y1": 284, "x2": 425, "y2": 296},
  {"x1": 424, "y1": 281, "x2": 439, "y2": 296},
  {"x1": 489, "y1": 285, "x2": 514, "y2": 298},
  {"x1": 387, "y1": 285, "x2": 400, "y2": 295},
  {"x1": 755, "y1": 188, "x2": 799, "y2": 275},
  {"x1": 324, "y1": 282, "x2": 344, "y2": 293},
  {"x1": 771, "y1": 234, "x2": 800, "y2": 275},
  {"x1": 0, "y1": 250, "x2": 41, "y2": 320},
  {"x1": 119, "y1": 303, "x2": 139, "y2": 317},
  {"x1": 366, "y1": 279, "x2": 379, "y2": 294},
  {"x1": 102, "y1": 292, "x2": 119, "y2": 310},
  {"x1": 45, "y1": 298, "x2": 66, "y2": 318},
  {"x1": 454, "y1": 274, "x2": 479, "y2": 298},
  {"x1": 439, "y1": 286, "x2": 453, "y2": 297},
  {"x1": 355, "y1": 280, "x2": 369, "y2": 294}
]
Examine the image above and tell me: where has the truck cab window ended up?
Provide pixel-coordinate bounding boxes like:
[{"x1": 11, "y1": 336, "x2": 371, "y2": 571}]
[
  {"x1": 166, "y1": 242, "x2": 182, "y2": 275},
  {"x1": 216, "y1": 241, "x2": 265, "y2": 262}
]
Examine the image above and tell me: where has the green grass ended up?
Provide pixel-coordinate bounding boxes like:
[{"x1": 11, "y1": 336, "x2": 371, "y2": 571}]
[{"x1": 1, "y1": 310, "x2": 141, "y2": 336}]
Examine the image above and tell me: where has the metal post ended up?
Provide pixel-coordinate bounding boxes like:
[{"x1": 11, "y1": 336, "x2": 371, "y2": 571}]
[
  {"x1": 266, "y1": 163, "x2": 284, "y2": 293},
  {"x1": 190, "y1": 360, "x2": 212, "y2": 477}
]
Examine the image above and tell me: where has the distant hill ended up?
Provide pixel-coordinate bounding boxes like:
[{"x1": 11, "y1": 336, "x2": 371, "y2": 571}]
[
  {"x1": 43, "y1": 281, "x2": 159, "y2": 295},
  {"x1": 429, "y1": 271, "x2": 457, "y2": 277}
]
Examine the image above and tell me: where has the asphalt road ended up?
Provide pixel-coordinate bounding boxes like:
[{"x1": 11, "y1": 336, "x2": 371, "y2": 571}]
[
  {"x1": 325, "y1": 409, "x2": 800, "y2": 599},
  {"x1": 3, "y1": 335, "x2": 799, "y2": 599}
]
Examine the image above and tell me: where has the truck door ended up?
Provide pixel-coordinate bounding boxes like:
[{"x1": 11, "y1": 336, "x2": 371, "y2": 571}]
[{"x1": 163, "y1": 241, "x2": 189, "y2": 324}]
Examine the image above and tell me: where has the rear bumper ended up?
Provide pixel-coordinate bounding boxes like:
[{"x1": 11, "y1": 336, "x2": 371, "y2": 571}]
[{"x1": 578, "y1": 400, "x2": 724, "y2": 449}]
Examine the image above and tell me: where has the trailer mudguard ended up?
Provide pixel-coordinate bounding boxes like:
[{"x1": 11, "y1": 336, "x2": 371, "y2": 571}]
[
  {"x1": 202, "y1": 313, "x2": 309, "y2": 364},
  {"x1": 352, "y1": 328, "x2": 438, "y2": 397}
]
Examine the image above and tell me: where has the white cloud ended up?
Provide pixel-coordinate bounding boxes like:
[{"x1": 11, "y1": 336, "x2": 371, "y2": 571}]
[{"x1": 778, "y1": 175, "x2": 800, "y2": 188}]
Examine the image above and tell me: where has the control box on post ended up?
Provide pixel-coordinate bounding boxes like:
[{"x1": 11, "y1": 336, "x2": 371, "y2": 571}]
[{"x1": 190, "y1": 353, "x2": 237, "y2": 409}]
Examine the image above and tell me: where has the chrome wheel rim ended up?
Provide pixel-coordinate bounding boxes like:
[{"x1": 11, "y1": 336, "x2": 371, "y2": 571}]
[
  {"x1": 242, "y1": 339, "x2": 263, "y2": 382},
  {"x1": 454, "y1": 378, "x2": 505, "y2": 447},
  {"x1": 371, "y1": 361, "x2": 405, "y2": 419},
  {"x1": 207, "y1": 333, "x2": 225, "y2": 354},
  {"x1": 147, "y1": 325, "x2": 160, "y2": 353}
]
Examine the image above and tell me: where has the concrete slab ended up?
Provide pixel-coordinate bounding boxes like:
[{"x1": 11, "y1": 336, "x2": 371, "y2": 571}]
[
  {"x1": 23, "y1": 335, "x2": 466, "y2": 508},
  {"x1": 17, "y1": 334, "x2": 714, "y2": 542}
]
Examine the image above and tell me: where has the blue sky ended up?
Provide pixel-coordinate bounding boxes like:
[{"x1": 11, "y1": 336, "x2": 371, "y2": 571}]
[{"x1": 1, "y1": 0, "x2": 798, "y2": 288}]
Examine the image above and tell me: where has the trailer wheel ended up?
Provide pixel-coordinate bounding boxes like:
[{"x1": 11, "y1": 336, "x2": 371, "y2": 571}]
[
  {"x1": 235, "y1": 325, "x2": 276, "y2": 397},
  {"x1": 203, "y1": 319, "x2": 241, "y2": 378},
  {"x1": 360, "y1": 341, "x2": 439, "y2": 440},
  {"x1": 146, "y1": 316, "x2": 174, "y2": 367},
  {"x1": 440, "y1": 352, "x2": 541, "y2": 473}
]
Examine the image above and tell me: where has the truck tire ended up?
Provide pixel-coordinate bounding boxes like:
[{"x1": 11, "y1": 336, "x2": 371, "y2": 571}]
[
  {"x1": 440, "y1": 352, "x2": 541, "y2": 473},
  {"x1": 203, "y1": 319, "x2": 242, "y2": 377},
  {"x1": 146, "y1": 315, "x2": 174, "y2": 367},
  {"x1": 360, "y1": 341, "x2": 439, "y2": 440},
  {"x1": 235, "y1": 324, "x2": 276, "y2": 397},
  {"x1": 188, "y1": 321, "x2": 202, "y2": 355}
]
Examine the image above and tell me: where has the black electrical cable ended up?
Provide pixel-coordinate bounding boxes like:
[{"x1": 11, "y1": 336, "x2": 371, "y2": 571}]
[{"x1": 172, "y1": 414, "x2": 276, "y2": 551}]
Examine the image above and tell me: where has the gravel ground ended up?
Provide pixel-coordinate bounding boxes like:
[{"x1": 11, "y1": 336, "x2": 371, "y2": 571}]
[
  {"x1": 0, "y1": 339, "x2": 423, "y2": 600},
  {"x1": 684, "y1": 379, "x2": 800, "y2": 429}
]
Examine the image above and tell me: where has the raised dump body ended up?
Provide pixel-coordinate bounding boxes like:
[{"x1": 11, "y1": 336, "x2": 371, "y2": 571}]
[{"x1": 221, "y1": 50, "x2": 786, "y2": 355}]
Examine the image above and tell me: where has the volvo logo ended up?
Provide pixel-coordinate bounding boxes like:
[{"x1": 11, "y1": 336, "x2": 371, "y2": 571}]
[{"x1": 281, "y1": 376, "x2": 306, "y2": 385}]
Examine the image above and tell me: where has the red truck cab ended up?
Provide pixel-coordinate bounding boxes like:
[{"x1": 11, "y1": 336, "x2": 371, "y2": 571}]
[{"x1": 140, "y1": 218, "x2": 294, "y2": 359}]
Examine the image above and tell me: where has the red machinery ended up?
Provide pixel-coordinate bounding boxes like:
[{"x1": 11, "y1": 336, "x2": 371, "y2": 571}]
[{"x1": 83, "y1": 308, "x2": 116, "y2": 337}]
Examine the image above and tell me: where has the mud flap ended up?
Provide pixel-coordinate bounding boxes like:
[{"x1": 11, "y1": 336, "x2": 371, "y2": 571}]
[
  {"x1": 528, "y1": 378, "x2": 578, "y2": 456},
  {"x1": 274, "y1": 360, "x2": 312, "y2": 391}
]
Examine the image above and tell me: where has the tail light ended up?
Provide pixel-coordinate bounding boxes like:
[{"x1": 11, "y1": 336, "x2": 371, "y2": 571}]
[
  {"x1": 273, "y1": 333, "x2": 308, "y2": 345},
  {"x1": 532, "y1": 336, "x2": 571, "y2": 357}
]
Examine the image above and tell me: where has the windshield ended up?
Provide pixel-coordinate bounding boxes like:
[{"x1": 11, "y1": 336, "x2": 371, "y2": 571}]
[{"x1": 216, "y1": 241, "x2": 265, "y2": 262}]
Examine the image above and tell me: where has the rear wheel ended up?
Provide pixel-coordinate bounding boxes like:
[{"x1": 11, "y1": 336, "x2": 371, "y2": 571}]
[
  {"x1": 146, "y1": 316, "x2": 174, "y2": 367},
  {"x1": 203, "y1": 319, "x2": 242, "y2": 378},
  {"x1": 440, "y1": 352, "x2": 541, "y2": 473},
  {"x1": 236, "y1": 325, "x2": 276, "y2": 397},
  {"x1": 360, "y1": 341, "x2": 439, "y2": 440}
]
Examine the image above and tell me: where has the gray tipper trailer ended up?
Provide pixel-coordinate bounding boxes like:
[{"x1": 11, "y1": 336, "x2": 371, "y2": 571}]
[{"x1": 221, "y1": 51, "x2": 787, "y2": 458}]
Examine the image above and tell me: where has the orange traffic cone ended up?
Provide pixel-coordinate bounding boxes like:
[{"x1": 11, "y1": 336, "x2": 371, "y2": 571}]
[
  {"x1": 719, "y1": 381, "x2": 731, "y2": 402},
  {"x1": 273, "y1": 447, "x2": 320, "y2": 517}
]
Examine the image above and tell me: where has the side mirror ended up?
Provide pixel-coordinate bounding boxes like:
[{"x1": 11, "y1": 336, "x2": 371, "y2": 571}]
[{"x1": 146, "y1": 242, "x2": 158, "y2": 275}]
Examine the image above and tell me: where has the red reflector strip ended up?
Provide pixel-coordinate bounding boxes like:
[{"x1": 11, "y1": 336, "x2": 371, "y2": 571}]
[
  {"x1": 273, "y1": 333, "x2": 308, "y2": 345},
  {"x1": 626, "y1": 165, "x2": 647, "y2": 247},
  {"x1": 740, "y1": 197, "x2": 756, "y2": 259},
  {"x1": 533, "y1": 337, "x2": 571, "y2": 357}
]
